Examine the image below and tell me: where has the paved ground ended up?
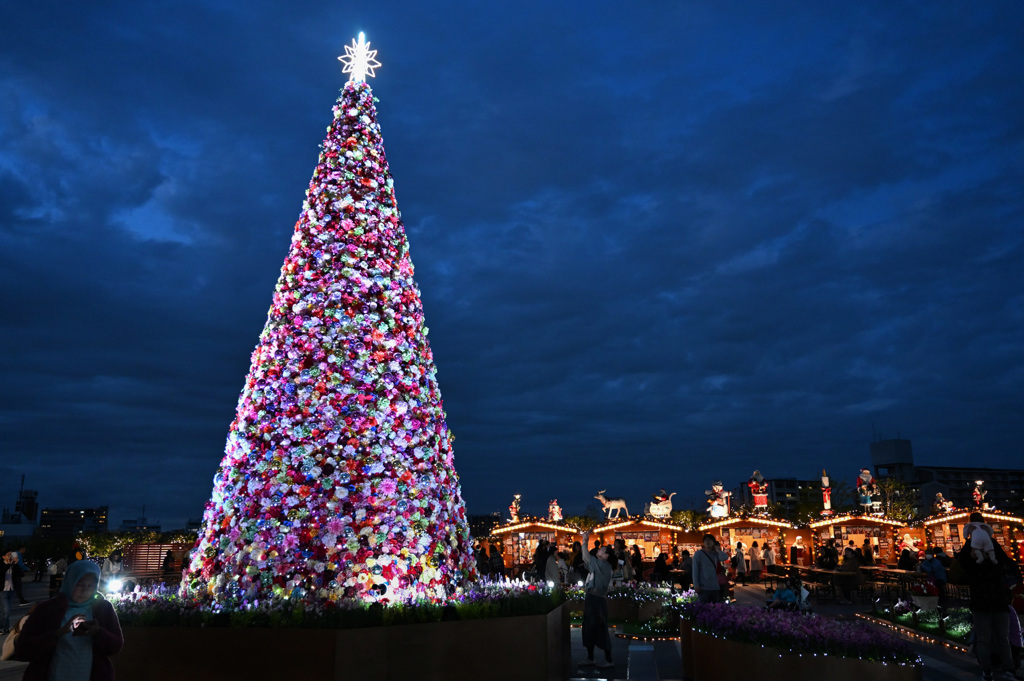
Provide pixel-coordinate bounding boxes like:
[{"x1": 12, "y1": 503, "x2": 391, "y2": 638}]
[{"x1": 1, "y1": 578, "x2": 1000, "y2": 680}]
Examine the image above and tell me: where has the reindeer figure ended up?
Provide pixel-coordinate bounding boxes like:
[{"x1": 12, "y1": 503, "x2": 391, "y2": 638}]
[{"x1": 594, "y1": 490, "x2": 629, "y2": 519}]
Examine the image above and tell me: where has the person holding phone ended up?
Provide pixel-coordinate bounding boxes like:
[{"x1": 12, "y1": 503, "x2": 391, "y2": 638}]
[{"x1": 13, "y1": 559, "x2": 123, "y2": 680}]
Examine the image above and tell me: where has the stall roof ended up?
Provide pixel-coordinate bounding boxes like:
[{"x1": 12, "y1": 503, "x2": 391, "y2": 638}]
[
  {"x1": 807, "y1": 513, "x2": 905, "y2": 529},
  {"x1": 594, "y1": 518, "x2": 686, "y2": 532},
  {"x1": 698, "y1": 516, "x2": 795, "y2": 532},
  {"x1": 490, "y1": 519, "x2": 581, "y2": 535},
  {"x1": 922, "y1": 509, "x2": 1024, "y2": 527}
]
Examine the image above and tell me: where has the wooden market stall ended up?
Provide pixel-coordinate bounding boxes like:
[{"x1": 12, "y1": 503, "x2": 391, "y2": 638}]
[
  {"x1": 807, "y1": 513, "x2": 914, "y2": 565},
  {"x1": 922, "y1": 508, "x2": 1024, "y2": 563},
  {"x1": 697, "y1": 515, "x2": 797, "y2": 567},
  {"x1": 489, "y1": 518, "x2": 581, "y2": 575},
  {"x1": 590, "y1": 517, "x2": 699, "y2": 563}
]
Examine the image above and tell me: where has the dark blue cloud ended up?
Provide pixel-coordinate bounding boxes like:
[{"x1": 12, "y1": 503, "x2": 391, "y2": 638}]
[{"x1": 1, "y1": 1, "x2": 1022, "y2": 525}]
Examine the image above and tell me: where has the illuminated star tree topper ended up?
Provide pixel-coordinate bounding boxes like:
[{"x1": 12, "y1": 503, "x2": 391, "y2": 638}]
[{"x1": 338, "y1": 32, "x2": 382, "y2": 82}]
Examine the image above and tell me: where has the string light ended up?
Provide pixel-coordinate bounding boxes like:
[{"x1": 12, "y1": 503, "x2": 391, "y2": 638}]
[
  {"x1": 808, "y1": 514, "x2": 904, "y2": 529},
  {"x1": 699, "y1": 517, "x2": 795, "y2": 531},
  {"x1": 921, "y1": 509, "x2": 1024, "y2": 526},
  {"x1": 855, "y1": 613, "x2": 970, "y2": 654},
  {"x1": 601, "y1": 518, "x2": 684, "y2": 532},
  {"x1": 491, "y1": 519, "x2": 581, "y2": 534}
]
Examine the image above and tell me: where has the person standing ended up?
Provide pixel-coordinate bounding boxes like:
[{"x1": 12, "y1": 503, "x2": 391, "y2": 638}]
[
  {"x1": 579, "y1": 531, "x2": 614, "y2": 669},
  {"x1": 918, "y1": 549, "x2": 948, "y2": 608},
  {"x1": 488, "y1": 544, "x2": 505, "y2": 579},
  {"x1": 544, "y1": 546, "x2": 568, "y2": 586},
  {"x1": 956, "y1": 529, "x2": 1022, "y2": 681},
  {"x1": 692, "y1": 534, "x2": 727, "y2": 604},
  {"x1": 733, "y1": 542, "x2": 747, "y2": 585},
  {"x1": 14, "y1": 548, "x2": 30, "y2": 605},
  {"x1": 474, "y1": 544, "x2": 490, "y2": 578},
  {"x1": 762, "y1": 543, "x2": 777, "y2": 575},
  {"x1": 678, "y1": 550, "x2": 693, "y2": 589},
  {"x1": 630, "y1": 545, "x2": 643, "y2": 581},
  {"x1": 14, "y1": 559, "x2": 124, "y2": 680},
  {"x1": 837, "y1": 541, "x2": 862, "y2": 604},
  {"x1": 650, "y1": 554, "x2": 671, "y2": 584},
  {"x1": 1, "y1": 552, "x2": 19, "y2": 634},
  {"x1": 569, "y1": 541, "x2": 587, "y2": 585},
  {"x1": 748, "y1": 542, "x2": 763, "y2": 583},
  {"x1": 861, "y1": 540, "x2": 875, "y2": 566}
]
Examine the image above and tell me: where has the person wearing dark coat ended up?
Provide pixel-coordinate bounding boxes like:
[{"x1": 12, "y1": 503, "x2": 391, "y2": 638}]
[
  {"x1": 1, "y1": 552, "x2": 21, "y2": 633},
  {"x1": 14, "y1": 559, "x2": 124, "y2": 681},
  {"x1": 956, "y1": 530, "x2": 1022, "y2": 681},
  {"x1": 630, "y1": 545, "x2": 643, "y2": 579},
  {"x1": 488, "y1": 544, "x2": 505, "y2": 579},
  {"x1": 649, "y1": 554, "x2": 671, "y2": 584}
]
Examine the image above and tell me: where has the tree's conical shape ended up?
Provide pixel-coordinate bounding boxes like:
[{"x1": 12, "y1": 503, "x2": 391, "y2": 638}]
[{"x1": 184, "y1": 81, "x2": 477, "y2": 603}]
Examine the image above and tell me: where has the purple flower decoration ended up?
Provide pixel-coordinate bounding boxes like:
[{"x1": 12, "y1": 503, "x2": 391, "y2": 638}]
[{"x1": 691, "y1": 602, "x2": 919, "y2": 665}]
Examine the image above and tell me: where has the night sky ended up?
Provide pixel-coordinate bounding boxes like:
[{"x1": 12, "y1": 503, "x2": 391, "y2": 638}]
[{"x1": 2, "y1": 3, "x2": 1023, "y2": 528}]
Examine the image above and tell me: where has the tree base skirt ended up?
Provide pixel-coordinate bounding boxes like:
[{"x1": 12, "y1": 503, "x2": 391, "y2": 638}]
[
  {"x1": 687, "y1": 630, "x2": 921, "y2": 681},
  {"x1": 115, "y1": 603, "x2": 570, "y2": 681}
]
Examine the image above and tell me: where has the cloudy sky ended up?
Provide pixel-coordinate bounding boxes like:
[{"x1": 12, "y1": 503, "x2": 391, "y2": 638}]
[{"x1": 2, "y1": 2, "x2": 1022, "y2": 527}]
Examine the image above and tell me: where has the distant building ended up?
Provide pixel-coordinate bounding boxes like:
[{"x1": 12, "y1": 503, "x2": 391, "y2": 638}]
[
  {"x1": 871, "y1": 438, "x2": 1024, "y2": 513},
  {"x1": 1, "y1": 478, "x2": 40, "y2": 540},
  {"x1": 119, "y1": 517, "x2": 162, "y2": 532},
  {"x1": 733, "y1": 477, "x2": 819, "y2": 516},
  {"x1": 13, "y1": 487, "x2": 39, "y2": 523},
  {"x1": 39, "y1": 506, "x2": 109, "y2": 538},
  {"x1": 467, "y1": 512, "x2": 502, "y2": 538},
  {"x1": 184, "y1": 518, "x2": 203, "y2": 532},
  {"x1": 1, "y1": 476, "x2": 39, "y2": 525}
]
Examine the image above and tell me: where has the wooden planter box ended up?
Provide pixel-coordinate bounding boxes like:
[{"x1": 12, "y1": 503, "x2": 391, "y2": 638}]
[
  {"x1": 687, "y1": 630, "x2": 921, "y2": 681},
  {"x1": 115, "y1": 603, "x2": 570, "y2": 681},
  {"x1": 680, "y1": 620, "x2": 695, "y2": 681}
]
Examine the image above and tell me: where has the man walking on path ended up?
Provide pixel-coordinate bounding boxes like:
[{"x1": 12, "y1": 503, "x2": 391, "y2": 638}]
[{"x1": 579, "y1": 531, "x2": 614, "y2": 669}]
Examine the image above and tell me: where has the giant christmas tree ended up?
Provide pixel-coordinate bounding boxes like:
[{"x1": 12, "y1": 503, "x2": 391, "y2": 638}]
[{"x1": 184, "y1": 35, "x2": 477, "y2": 604}]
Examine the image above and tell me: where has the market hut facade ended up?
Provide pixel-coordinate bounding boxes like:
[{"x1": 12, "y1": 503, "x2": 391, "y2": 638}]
[
  {"x1": 922, "y1": 509, "x2": 1024, "y2": 562},
  {"x1": 490, "y1": 519, "x2": 581, "y2": 575},
  {"x1": 590, "y1": 518, "x2": 697, "y2": 563},
  {"x1": 697, "y1": 516, "x2": 797, "y2": 566},
  {"x1": 807, "y1": 513, "x2": 912, "y2": 565}
]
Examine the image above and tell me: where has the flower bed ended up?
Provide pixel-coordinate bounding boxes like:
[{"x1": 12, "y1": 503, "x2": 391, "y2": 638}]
[
  {"x1": 680, "y1": 603, "x2": 921, "y2": 681},
  {"x1": 110, "y1": 579, "x2": 561, "y2": 629},
  {"x1": 875, "y1": 601, "x2": 972, "y2": 644},
  {"x1": 690, "y1": 602, "x2": 918, "y2": 664}
]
